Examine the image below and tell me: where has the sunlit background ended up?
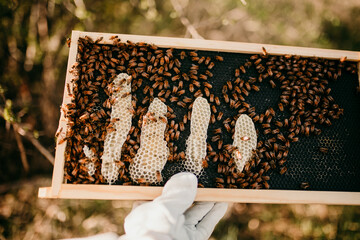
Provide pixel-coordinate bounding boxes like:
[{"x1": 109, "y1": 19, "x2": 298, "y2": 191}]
[{"x1": 1, "y1": 0, "x2": 360, "y2": 239}]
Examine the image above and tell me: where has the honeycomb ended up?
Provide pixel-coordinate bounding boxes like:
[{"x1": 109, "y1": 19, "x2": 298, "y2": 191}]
[
  {"x1": 101, "y1": 73, "x2": 133, "y2": 184},
  {"x1": 83, "y1": 145, "x2": 96, "y2": 176},
  {"x1": 67, "y1": 38, "x2": 360, "y2": 191},
  {"x1": 232, "y1": 114, "x2": 257, "y2": 172},
  {"x1": 183, "y1": 97, "x2": 211, "y2": 176},
  {"x1": 129, "y1": 98, "x2": 169, "y2": 184}
]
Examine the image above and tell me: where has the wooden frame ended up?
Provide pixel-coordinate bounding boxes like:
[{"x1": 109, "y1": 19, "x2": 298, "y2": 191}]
[{"x1": 38, "y1": 30, "x2": 360, "y2": 205}]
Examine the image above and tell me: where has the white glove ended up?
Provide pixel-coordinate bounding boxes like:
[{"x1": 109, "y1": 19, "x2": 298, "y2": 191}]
[
  {"x1": 119, "y1": 172, "x2": 228, "y2": 240},
  {"x1": 63, "y1": 173, "x2": 227, "y2": 240}
]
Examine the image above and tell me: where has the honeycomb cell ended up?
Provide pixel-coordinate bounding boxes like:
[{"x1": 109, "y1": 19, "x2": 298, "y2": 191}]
[{"x1": 101, "y1": 73, "x2": 133, "y2": 184}]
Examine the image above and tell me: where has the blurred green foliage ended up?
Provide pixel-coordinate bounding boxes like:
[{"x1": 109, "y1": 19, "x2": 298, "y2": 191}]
[{"x1": 0, "y1": 0, "x2": 359, "y2": 239}]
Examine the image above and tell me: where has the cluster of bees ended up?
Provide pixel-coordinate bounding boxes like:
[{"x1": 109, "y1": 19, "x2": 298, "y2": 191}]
[
  {"x1": 214, "y1": 50, "x2": 356, "y2": 189},
  {"x1": 60, "y1": 35, "x2": 357, "y2": 189}
]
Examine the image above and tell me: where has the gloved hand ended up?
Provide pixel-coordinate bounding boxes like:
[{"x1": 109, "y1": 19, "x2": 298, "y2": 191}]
[
  {"x1": 64, "y1": 172, "x2": 228, "y2": 240},
  {"x1": 119, "y1": 172, "x2": 228, "y2": 240}
]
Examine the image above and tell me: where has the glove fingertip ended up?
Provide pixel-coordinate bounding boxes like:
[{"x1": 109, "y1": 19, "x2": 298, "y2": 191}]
[
  {"x1": 164, "y1": 172, "x2": 198, "y2": 192},
  {"x1": 170, "y1": 172, "x2": 197, "y2": 184}
]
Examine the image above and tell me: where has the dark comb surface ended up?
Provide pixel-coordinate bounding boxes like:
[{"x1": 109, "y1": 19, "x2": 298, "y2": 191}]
[{"x1": 64, "y1": 38, "x2": 360, "y2": 191}]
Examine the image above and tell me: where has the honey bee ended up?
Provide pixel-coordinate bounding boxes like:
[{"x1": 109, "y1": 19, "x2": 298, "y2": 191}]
[
  {"x1": 79, "y1": 113, "x2": 89, "y2": 121},
  {"x1": 216, "y1": 183, "x2": 225, "y2": 188},
  {"x1": 277, "y1": 133, "x2": 286, "y2": 142},
  {"x1": 278, "y1": 103, "x2": 284, "y2": 111},
  {"x1": 208, "y1": 62, "x2": 215, "y2": 69},
  {"x1": 263, "y1": 128, "x2": 271, "y2": 135},
  {"x1": 189, "y1": 51, "x2": 198, "y2": 57},
  {"x1": 249, "y1": 55, "x2": 259, "y2": 62},
  {"x1": 177, "y1": 89, "x2": 185, "y2": 96},
  {"x1": 166, "y1": 48, "x2": 173, "y2": 58},
  {"x1": 156, "y1": 171, "x2": 162, "y2": 182},
  {"x1": 240, "y1": 136, "x2": 250, "y2": 141},
  {"x1": 55, "y1": 126, "x2": 63, "y2": 138},
  {"x1": 217, "y1": 112, "x2": 223, "y2": 121},
  {"x1": 58, "y1": 137, "x2": 67, "y2": 145},
  {"x1": 137, "y1": 178, "x2": 147, "y2": 184},
  {"x1": 319, "y1": 147, "x2": 328, "y2": 153},
  {"x1": 121, "y1": 92, "x2": 131, "y2": 98},
  {"x1": 269, "y1": 80, "x2": 276, "y2": 88},
  {"x1": 279, "y1": 166, "x2": 287, "y2": 175},
  {"x1": 224, "y1": 123, "x2": 231, "y2": 133},
  {"x1": 254, "y1": 58, "x2": 262, "y2": 65},
  {"x1": 211, "y1": 105, "x2": 217, "y2": 113},
  {"x1": 215, "y1": 177, "x2": 224, "y2": 183},
  {"x1": 177, "y1": 151, "x2": 185, "y2": 160},
  {"x1": 202, "y1": 159, "x2": 209, "y2": 168},
  {"x1": 240, "y1": 65, "x2": 246, "y2": 74},
  {"x1": 210, "y1": 95, "x2": 220, "y2": 106},
  {"x1": 234, "y1": 149, "x2": 242, "y2": 160},
  {"x1": 262, "y1": 47, "x2": 267, "y2": 56},
  {"x1": 192, "y1": 57, "x2": 199, "y2": 62},
  {"x1": 66, "y1": 38, "x2": 71, "y2": 47},
  {"x1": 182, "y1": 73, "x2": 189, "y2": 81},
  {"x1": 180, "y1": 51, "x2": 186, "y2": 59},
  {"x1": 205, "y1": 70, "x2": 213, "y2": 78},
  {"x1": 174, "y1": 59, "x2": 181, "y2": 68},
  {"x1": 340, "y1": 56, "x2": 347, "y2": 63},
  {"x1": 183, "y1": 114, "x2": 188, "y2": 124},
  {"x1": 204, "y1": 87, "x2": 210, "y2": 97},
  {"x1": 171, "y1": 75, "x2": 181, "y2": 82},
  {"x1": 170, "y1": 96, "x2": 179, "y2": 102},
  {"x1": 205, "y1": 57, "x2": 211, "y2": 65},
  {"x1": 175, "y1": 131, "x2": 180, "y2": 140},
  {"x1": 194, "y1": 90, "x2": 203, "y2": 98},
  {"x1": 177, "y1": 101, "x2": 186, "y2": 108},
  {"x1": 199, "y1": 74, "x2": 207, "y2": 80},
  {"x1": 300, "y1": 182, "x2": 310, "y2": 190},
  {"x1": 252, "y1": 85, "x2": 260, "y2": 91},
  {"x1": 190, "y1": 80, "x2": 199, "y2": 88},
  {"x1": 215, "y1": 56, "x2": 224, "y2": 61},
  {"x1": 207, "y1": 113, "x2": 214, "y2": 123},
  {"x1": 242, "y1": 88, "x2": 249, "y2": 96}
]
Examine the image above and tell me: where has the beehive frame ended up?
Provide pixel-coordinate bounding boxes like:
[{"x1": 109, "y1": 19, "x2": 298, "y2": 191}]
[{"x1": 38, "y1": 30, "x2": 360, "y2": 204}]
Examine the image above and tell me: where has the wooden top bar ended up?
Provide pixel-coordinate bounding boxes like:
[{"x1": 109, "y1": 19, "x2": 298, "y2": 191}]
[{"x1": 76, "y1": 30, "x2": 360, "y2": 61}]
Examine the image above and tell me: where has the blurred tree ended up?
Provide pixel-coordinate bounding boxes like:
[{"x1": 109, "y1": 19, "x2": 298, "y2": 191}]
[{"x1": 321, "y1": 6, "x2": 360, "y2": 50}]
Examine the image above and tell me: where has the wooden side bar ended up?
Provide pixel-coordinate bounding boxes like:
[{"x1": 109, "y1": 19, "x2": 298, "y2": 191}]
[
  {"x1": 39, "y1": 185, "x2": 360, "y2": 205},
  {"x1": 51, "y1": 31, "x2": 81, "y2": 196}
]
